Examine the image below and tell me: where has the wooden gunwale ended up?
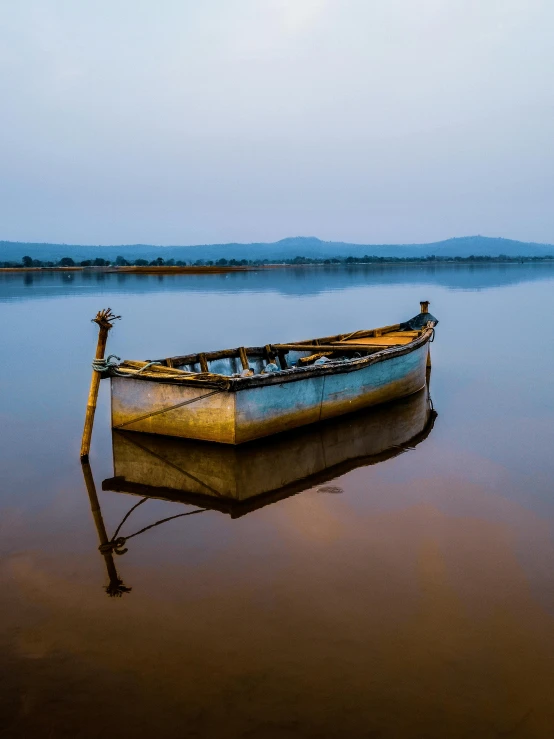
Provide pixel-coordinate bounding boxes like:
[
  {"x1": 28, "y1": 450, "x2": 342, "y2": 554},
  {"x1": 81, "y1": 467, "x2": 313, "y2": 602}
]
[
  {"x1": 115, "y1": 327, "x2": 434, "y2": 391},
  {"x1": 273, "y1": 343, "x2": 400, "y2": 352}
]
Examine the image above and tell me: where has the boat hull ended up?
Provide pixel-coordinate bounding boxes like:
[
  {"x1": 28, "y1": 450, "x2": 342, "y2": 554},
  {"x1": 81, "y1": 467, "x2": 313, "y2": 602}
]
[{"x1": 110, "y1": 341, "x2": 429, "y2": 443}]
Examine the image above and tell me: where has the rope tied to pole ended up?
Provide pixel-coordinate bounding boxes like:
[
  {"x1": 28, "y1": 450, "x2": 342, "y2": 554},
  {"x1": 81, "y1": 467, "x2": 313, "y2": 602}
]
[
  {"x1": 99, "y1": 537, "x2": 129, "y2": 555},
  {"x1": 92, "y1": 354, "x2": 121, "y2": 372},
  {"x1": 98, "y1": 497, "x2": 208, "y2": 555},
  {"x1": 91, "y1": 355, "x2": 162, "y2": 376}
]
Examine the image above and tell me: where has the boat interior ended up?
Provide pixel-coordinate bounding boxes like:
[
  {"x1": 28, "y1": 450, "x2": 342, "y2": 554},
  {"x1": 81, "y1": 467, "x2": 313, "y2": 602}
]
[
  {"x1": 156, "y1": 323, "x2": 427, "y2": 378},
  {"x1": 111, "y1": 303, "x2": 437, "y2": 381}
]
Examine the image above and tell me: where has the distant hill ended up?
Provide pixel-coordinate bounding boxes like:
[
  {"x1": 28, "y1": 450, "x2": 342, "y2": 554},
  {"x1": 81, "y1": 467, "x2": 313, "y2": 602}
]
[{"x1": 1, "y1": 235, "x2": 553, "y2": 263}]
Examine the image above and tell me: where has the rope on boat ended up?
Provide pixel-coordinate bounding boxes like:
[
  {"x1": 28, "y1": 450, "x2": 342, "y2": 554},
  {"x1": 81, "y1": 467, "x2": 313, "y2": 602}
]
[
  {"x1": 92, "y1": 355, "x2": 229, "y2": 384},
  {"x1": 98, "y1": 502, "x2": 208, "y2": 555},
  {"x1": 126, "y1": 360, "x2": 162, "y2": 374},
  {"x1": 92, "y1": 355, "x2": 162, "y2": 375},
  {"x1": 92, "y1": 354, "x2": 121, "y2": 372},
  {"x1": 112, "y1": 496, "x2": 148, "y2": 541}
]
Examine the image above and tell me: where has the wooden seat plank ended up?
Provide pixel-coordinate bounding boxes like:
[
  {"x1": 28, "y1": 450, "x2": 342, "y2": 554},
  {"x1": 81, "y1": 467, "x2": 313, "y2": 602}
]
[{"x1": 343, "y1": 336, "x2": 414, "y2": 346}]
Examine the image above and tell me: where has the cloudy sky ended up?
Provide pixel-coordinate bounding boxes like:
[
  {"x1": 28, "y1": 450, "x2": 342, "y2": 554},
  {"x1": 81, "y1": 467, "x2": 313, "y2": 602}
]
[{"x1": 1, "y1": 0, "x2": 553, "y2": 245}]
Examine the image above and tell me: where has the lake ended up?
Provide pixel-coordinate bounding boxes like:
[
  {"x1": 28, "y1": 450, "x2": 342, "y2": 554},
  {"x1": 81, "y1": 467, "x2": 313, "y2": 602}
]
[{"x1": 2, "y1": 264, "x2": 554, "y2": 738}]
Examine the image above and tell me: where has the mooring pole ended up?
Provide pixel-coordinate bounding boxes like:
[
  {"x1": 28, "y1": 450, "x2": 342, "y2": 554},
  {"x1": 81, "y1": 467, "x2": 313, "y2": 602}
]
[
  {"x1": 80, "y1": 308, "x2": 120, "y2": 461},
  {"x1": 81, "y1": 460, "x2": 131, "y2": 597},
  {"x1": 420, "y1": 300, "x2": 432, "y2": 368}
]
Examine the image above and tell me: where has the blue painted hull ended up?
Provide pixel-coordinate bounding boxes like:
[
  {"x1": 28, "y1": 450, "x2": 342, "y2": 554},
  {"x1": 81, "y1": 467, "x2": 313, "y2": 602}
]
[{"x1": 234, "y1": 343, "x2": 427, "y2": 442}]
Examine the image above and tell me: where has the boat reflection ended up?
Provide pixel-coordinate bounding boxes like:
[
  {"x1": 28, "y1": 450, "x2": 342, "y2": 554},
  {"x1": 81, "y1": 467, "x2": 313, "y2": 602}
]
[
  {"x1": 82, "y1": 384, "x2": 437, "y2": 595},
  {"x1": 104, "y1": 385, "x2": 437, "y2": 514},
  {"x1": 81, "y1": 461, "x2": 133, "y2": 597}
]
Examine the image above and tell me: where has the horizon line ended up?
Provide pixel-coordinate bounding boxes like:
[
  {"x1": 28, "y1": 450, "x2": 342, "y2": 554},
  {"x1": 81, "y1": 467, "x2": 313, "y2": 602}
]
[{"x1": 1, "y1": 234, "x2": 554, "y2": 249}]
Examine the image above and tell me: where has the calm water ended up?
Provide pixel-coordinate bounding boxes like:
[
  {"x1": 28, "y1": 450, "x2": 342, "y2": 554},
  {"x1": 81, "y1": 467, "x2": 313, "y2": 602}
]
[{"x1": 1, "y1": 264, "x2": 554, "y2": 738}]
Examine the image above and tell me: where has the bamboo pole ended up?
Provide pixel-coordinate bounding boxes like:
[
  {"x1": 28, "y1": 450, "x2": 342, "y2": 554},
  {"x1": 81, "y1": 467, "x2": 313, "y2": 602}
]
[
  {"x1": 80, "y1": 308, "x2": 120, "y2": 461},
  {"x1": 81, "y1": 460, "x2": 131, "y2": 597}
]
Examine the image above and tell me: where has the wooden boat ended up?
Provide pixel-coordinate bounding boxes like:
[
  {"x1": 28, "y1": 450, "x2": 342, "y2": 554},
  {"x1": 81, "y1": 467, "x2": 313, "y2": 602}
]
[
  {"x1": 109, "y1": 301, "x2": 437, "y2": 444},
  {"x1": 103, "y1": 385, "x2": 437, "y2": 516}
]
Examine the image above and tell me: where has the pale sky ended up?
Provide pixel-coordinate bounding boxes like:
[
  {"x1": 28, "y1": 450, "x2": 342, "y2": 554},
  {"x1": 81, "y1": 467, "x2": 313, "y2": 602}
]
[{"x1": 1, "y1": 0, "x2": 553, "y2": 245}]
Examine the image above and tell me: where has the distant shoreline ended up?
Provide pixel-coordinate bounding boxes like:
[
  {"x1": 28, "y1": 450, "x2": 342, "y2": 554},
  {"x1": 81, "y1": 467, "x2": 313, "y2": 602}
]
[
  {"x1": 1, "y1": 260, "x2": 554, "y2": 274},
  {"x1": 0, "y1": 265, "x2": 258, "y2": 274}
]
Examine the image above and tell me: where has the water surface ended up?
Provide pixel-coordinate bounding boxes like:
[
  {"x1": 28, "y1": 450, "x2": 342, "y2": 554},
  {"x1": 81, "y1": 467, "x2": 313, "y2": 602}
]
[{"x1": 1, "y1": 264, "x2": 554, "y2": 738}]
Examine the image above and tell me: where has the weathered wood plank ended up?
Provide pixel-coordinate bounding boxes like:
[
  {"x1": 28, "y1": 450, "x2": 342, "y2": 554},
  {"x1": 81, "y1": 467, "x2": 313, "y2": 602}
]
[
  {"x1": 273, "y1": 343, "x2": 395, "y2": 352},
  {"x1": 342, "y1": 336, "x2": 414, "y2": 346},
  {"x1": 238, "y1": 347, "x2": 249, "y2": 370},
  {"x1": 121, "y1": 360, "x2": 195, "y2": 375}
]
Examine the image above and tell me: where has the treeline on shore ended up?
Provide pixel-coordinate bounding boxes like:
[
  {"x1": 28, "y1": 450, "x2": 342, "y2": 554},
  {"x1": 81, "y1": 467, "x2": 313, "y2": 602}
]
[{"x1": 2, "y1": 253, "x2": 554, "y2": 269}]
